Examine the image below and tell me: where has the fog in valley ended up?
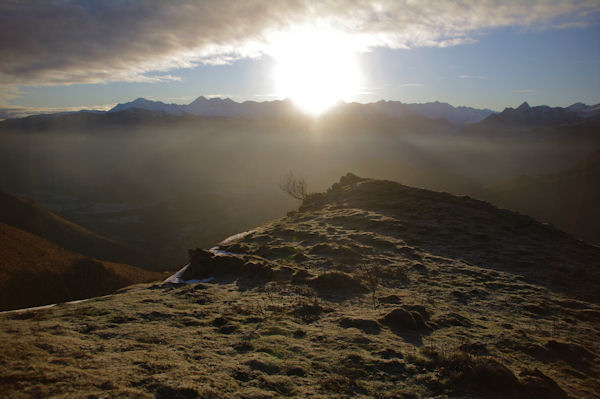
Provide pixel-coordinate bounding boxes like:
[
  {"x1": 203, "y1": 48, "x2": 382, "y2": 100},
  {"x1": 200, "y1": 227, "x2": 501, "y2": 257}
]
[{"x1": 2, "y1": 113, "x2": 598, "y2": 270}]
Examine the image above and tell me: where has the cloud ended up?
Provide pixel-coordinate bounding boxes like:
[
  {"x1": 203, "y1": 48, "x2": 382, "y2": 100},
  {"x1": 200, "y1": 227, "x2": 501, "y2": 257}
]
[
  {"x1": 402, "y1": 83, "x2": 423, "y2": 87},
  {"x1": 0, "y1": 0, "x2": 598, "y2": 93}
]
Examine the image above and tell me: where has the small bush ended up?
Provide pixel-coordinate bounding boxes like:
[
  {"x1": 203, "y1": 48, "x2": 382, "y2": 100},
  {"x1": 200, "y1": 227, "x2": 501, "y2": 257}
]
[
  {"x1": 308, "y1": 271, "x2": 367, "y2": 294},
  {"x1": 380, "y1": 308, "x2": 418, "y2": 331}
]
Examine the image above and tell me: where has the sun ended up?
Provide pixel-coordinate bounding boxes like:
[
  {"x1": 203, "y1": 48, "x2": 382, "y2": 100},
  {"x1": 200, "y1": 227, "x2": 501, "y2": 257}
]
[{"x1": 272, "y1": 27, "x2": 362, "y2": 116}]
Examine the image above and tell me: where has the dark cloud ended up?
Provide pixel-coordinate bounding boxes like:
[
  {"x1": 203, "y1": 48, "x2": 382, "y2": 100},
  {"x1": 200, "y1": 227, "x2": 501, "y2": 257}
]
[{"x1": 0, "y1": 0, "x2": 598, "y2": 94}]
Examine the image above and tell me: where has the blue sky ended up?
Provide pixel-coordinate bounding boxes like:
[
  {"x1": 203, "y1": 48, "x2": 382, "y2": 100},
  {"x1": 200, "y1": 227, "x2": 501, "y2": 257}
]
[{"x1": 1, "y1": 1, "x2": 599, "y2": 117}]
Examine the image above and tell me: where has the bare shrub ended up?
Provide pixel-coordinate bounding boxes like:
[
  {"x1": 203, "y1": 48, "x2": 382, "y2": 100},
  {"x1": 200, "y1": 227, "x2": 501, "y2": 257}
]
[
  {"x1": 359, "y1": 263, "x2": 381, "y2": 309},
  {"x1": 279, "y1": 170, "x2": 307, "y2": 200}
]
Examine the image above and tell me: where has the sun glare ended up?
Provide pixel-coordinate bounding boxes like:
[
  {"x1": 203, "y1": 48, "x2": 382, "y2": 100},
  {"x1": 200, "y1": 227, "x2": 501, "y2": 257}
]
[{"x1": 272, "y1": 28, "x2": 362, "y2": 116}]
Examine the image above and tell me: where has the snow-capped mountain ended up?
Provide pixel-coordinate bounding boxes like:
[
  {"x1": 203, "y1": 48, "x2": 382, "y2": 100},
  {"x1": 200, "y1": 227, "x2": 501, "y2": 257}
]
[{"x1": 109, "y1": 97, "x2": 184, "y2": 115}]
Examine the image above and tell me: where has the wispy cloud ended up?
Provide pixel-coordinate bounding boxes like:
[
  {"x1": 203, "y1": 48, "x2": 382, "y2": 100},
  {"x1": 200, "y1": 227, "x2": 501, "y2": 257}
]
[
  {"x1": 402, "y1": 83, "x2": 423, "y2": 87},
  {"x1": 0, "y1": 0, "x2": 598, "y2": 100}
]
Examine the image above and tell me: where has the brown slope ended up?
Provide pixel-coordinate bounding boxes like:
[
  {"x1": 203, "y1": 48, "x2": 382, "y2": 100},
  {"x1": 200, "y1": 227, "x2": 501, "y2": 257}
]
[
  {"x1": 0, "y1": 221, "x2": 163, "y2": 311},
  {"x1": 485, "y1": 149, "x2": 600, "y2": 245},
  {"x1": 0, "y1": 190, "x2": 152, "y2": 267}
]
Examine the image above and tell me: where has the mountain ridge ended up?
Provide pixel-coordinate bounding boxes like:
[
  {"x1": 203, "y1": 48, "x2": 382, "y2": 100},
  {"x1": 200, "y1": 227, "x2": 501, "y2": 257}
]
[
  {"x1": 465, "y1": 101, "x2": 600, "y2": 131},
  {"x1": 4, "y1": 98, "x2": 599, "y2": 130},
  {"x1": 107, "y1": 97, "x2": 495, "y2": 125}
]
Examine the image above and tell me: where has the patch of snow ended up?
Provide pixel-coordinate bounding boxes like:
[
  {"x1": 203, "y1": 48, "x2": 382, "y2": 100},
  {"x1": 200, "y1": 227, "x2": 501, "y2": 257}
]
[
  {"x1": 208, "y1": 247, "x2": 237, "y2": 256},
  {"x1": 218, "y1": 229, "x2": 255, "y2": 245},
  {"x1": 164, "y1": 263, "x2": 214, "y2": 285},
  {"x1": 163, "y1": 229, "x2": 256, "y2": 285}
]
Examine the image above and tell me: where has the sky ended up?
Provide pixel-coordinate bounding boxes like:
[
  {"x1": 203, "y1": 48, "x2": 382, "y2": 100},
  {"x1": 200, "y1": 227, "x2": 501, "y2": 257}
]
[{"x1": 1, "y1": 0, "x2": 599, "y2": 118}]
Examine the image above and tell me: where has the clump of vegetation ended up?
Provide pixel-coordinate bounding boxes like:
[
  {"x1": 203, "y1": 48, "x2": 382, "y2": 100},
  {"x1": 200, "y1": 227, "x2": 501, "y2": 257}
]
[{"x1": 380, "y1": 307, "x2": 429, "y2": 331}]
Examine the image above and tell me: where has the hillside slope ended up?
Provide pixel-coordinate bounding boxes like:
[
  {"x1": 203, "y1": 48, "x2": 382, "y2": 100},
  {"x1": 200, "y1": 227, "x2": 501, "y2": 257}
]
[
  {"x1": 0, "y1": 191, "x2": 152, "y2": 267},
  {"x1": 0, "y1": 221, "x2": 163, "y2": 311},
  {"x1": 0, "y1": 175, "x2": 598, "y2": 398},
  {"x1": 486, "y1": 149, "x2": 600, "y2": 245}
]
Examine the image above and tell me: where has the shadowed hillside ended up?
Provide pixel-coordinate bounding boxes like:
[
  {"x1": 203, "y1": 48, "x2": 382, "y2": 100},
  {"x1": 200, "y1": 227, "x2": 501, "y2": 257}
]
[
  {"x1": 485, "y1": 149, "x2": 600, "y2": 245},
  {"x1": 0, "y1": 175, "x2": 598, "y2": 398},
  {"x1": 0, "y1": 221, "x2": 163, "y2": 311},
  {"x1": 0, "y1": 191, "x2": 152, "y2": 267}
]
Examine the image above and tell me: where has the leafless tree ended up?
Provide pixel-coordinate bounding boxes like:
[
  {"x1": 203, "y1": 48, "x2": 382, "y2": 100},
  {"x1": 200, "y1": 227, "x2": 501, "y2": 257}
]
[{"x1": 279, "y1": 170, "x2": 308, "y2": 200}]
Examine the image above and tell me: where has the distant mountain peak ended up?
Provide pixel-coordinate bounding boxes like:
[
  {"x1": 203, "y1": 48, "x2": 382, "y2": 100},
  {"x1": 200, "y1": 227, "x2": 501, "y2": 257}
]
[
  {"x1": 567, "y1": 102, "x2": 600, "y2": 118},
  {"x1": 464, "y1": 101, "x2": 591, "y2": 131}
]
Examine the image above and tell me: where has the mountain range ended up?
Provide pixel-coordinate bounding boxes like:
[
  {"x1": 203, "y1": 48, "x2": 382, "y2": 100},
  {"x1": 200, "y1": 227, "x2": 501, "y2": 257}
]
[
  {"x1": 2, "y1": 97, "x2": 599, "y2": 133},
  {"x1": 460, "y1": 101, "x2": 600, "y2": 134},
  {"x1": 107, "y1": 98, "x2": 600, "y2": 126},
  {"x1": 108, "y1": 97, "x2": 497, "y2": 126}
]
